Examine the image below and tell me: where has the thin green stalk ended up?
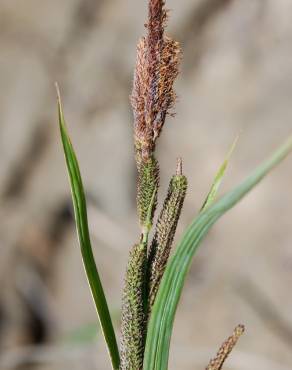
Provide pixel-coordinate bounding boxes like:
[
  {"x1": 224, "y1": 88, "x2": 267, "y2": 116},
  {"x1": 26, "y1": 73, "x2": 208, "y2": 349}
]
[{"x1": 201, "y1": 136, "x2": 238, "y2": 211}]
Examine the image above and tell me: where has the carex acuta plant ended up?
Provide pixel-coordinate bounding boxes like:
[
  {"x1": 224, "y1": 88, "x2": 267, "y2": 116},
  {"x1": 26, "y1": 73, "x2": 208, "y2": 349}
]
[{"x1": 56, "y1": 0, "x2": 292, "y2": 369}]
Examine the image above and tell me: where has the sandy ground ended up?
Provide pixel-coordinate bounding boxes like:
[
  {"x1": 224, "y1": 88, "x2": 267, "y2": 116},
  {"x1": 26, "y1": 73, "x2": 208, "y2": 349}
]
[{"x1": 0, "y1": 0, "x2": 292, "y2": 369}]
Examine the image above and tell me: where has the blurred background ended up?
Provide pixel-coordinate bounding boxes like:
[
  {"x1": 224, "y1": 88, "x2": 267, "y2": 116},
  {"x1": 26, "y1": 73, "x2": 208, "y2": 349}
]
[{"x1": 0, "y1": 0, "x2": 292, "y2": 369}]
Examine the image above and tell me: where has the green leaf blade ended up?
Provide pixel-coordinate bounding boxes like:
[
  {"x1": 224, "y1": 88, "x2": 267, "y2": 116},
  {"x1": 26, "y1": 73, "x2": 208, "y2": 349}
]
[
  {"x1": 57, "y1": 88, "x2": 120, "y2": 370},
  {"x1": 144, "y1": 136, "x2": 292, "y2": 370}
]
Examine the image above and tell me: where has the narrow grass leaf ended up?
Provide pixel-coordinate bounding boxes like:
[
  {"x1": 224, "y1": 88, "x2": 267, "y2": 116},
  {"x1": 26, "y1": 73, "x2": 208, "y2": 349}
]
[
  {"x1": 56, "y1": 86, "x2": 120, "y2": 370},
  {"x1": 143, "y1": 136, "x2": 292, "y2": 370}
]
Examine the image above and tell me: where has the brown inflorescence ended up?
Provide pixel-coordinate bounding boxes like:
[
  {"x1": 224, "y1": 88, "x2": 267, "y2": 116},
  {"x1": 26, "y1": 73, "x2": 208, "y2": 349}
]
[{"x1": 131, "y1": 0, "x2": 181, "y2": 162}]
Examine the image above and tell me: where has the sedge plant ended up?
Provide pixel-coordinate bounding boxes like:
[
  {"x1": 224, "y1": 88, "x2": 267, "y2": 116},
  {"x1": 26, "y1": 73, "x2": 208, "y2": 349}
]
[{"x1": 57, "y1": 0, "x2": 292, "y2": 369}]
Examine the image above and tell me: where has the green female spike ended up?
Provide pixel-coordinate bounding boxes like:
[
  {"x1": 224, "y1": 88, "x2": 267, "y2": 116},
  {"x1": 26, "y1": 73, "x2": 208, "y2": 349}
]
[
  {"x1": 120, "y1": 243, "x2": 147, "y2": 370},
  {"x1": 147, "y1": 158, "x2": 187, "y2": 312}
]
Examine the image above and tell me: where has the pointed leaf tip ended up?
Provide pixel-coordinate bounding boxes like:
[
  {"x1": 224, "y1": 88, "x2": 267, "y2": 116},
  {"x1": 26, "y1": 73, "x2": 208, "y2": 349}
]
[{"x1": 201, "y1": 135, "x2": 239, "y2": 211}]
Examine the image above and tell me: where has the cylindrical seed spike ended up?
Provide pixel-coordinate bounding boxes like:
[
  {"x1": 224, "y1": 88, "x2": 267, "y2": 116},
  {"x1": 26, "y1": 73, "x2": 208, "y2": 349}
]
[
  {"x1": 147, "y1": 163, "x2": 187, "y2": 312},
  {"x1": 120, "y1": 243, "x2": 147, "y2": 370}
]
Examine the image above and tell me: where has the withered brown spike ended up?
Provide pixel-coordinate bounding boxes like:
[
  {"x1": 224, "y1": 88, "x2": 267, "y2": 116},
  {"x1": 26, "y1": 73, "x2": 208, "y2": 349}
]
[
  {"x1": 131, "y1": 0, "x2": 181, "y2": 162},
  {"x1": 131, "y1": 37, "x2": 155, "y2": 162},
  {"x1": 147, "y1": 0, "x2": 166, "y2": 52},
  {"x1": 206, "y1": 325, "x2": 245, "y2": 370},
  {"x1": 152, "y1": 37, "x2": 181, "y2": 141}
]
